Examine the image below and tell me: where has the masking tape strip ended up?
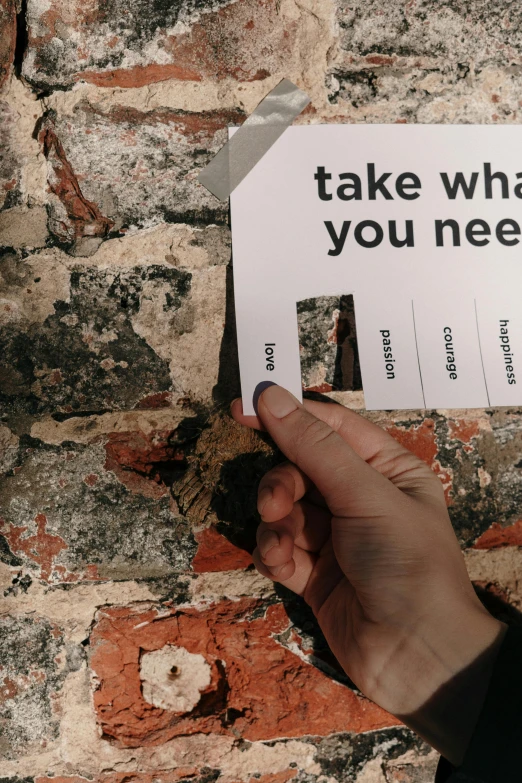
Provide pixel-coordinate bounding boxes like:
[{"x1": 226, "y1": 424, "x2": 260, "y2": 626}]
[{"x1": 198, "y1": 79, "x2": 311, "y2": 201}]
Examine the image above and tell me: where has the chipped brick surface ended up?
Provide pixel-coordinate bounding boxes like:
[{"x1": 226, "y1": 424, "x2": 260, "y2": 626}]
[
  {"x1": 4, "y1": 0, "x2": 522, "y2": 779},
  {"x1": 0, "y1": 0, "x2": 16, "y2": 91},
  {"x1": 36, "y1": 102, "x2": 243, "y2": 233},
  {"x1": 22, "y1": 0, "x2": 299, "y2": 91},
  {"x1": 0, "y1": 614, "x2": 67, "y2": 759},
  {"x1": 38, "y1": 112, "x2": 115, "y2": 256},
  {"x1": 90, "y1": 599, "x2": 395, "y2": 747},
  {"x1": 0, "y1": 437, "x2": 197, "y2": 582},
  {"x1": 192, "y1": 526, "x2": 253, "y2": 572},
  {"x1": 474, "y1": 519, "x2": 522, "y2": 549}
]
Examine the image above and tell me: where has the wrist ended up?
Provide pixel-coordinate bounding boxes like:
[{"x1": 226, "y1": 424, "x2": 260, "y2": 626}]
[{"x1": 393, "y1": 603, "x2": 507, "y2": 766}]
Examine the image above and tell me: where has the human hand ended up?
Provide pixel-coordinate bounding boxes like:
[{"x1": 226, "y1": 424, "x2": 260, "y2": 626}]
[{"x1": 231, "y1": 385, "x2": 506, "y2": 766}]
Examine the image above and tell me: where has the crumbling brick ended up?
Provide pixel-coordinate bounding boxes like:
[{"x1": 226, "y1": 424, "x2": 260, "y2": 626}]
[
  {"x1": 90, "y1": 600, "x2": 395, "y2": 746},
  {"x1": 22, "y1": 0, "x2": 299, "y2": 91},
  {"x1": 0, "y1": 0, "x2": 16, "y2": 90}
]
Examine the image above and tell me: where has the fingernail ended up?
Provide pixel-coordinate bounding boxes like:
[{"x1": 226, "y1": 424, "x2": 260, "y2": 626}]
[
  {"x1": 259, "y1": 530, "x2": 279, "y2": 559},
  {"x1": 261, "y1": 385, "x2": 299, "y2": 419}
]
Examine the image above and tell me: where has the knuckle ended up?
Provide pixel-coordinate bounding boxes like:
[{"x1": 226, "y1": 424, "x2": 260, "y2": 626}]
[
  {"x1": 265, "y1": 461, "x2": 293, "y2": 484},
  {"x1": 295, "y1": 417, "x2": 335, "y2": 460}
]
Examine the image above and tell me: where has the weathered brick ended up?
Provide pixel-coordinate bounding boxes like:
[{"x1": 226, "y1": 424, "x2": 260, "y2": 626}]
[
  {"x1": 37, "y1": 111, "x2": 115, "y2": 256},
  {"x1": 35, "y1": 775, "x2": 203, "y2": 783},
  {"x1": 329, "y1": 1, "x2": 522, "y2": 122},
  {"x1": 0, "y1": 99, "x2": 23, "y2": 211},
  {"x1": 192, "y1": 525, "x2": 253, "y2": 572},
  {"x1": 90, "y1": 599, "x2": 395, "y2": 747},
  {"x1": 474, "y1": 519, "x2": 522, "y2": 549},
  {"x1": 0, "y1": 0, "x2": 16, "y2": 91},
  {"x1": 22, "y1": 0, "x2": 300, "y2": 91},
  {"x1": 4, "y1": 0, "x2": 522, "y2": 776},
  {"x1": 0, "y1": 253, "x2": 193, "y2": 419},
  {"x1": 382, "y1": 411, "x2": 522, "y2": 546},
  {"x1": 335, "y1": 1, "x2": 522, "y2": 66},
  {"x1": 0, "y1": 614, "x2": 68, "y2": 759},
  {"x1": 36, "y1": 103, "x2": 242, "y2": 235},
  {"x1": 0, "y1": 436, "x2": 197, "y2": 582}
]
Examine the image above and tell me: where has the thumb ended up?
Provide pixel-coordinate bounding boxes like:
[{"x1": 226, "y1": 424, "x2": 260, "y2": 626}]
[{"x1": 256, "y1": 385, "x2": 397, "y2": 518}]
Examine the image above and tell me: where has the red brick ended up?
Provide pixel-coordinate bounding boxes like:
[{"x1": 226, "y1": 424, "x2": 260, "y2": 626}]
[
  {"x1": 0, "y1": 98, "x2": 22, "y2": 209},
  {"x1": 104, "y1": 429, "x2": 185, "y2": 500},
  {"x1": 474, "y1": 520, "x2": 522, "y2": 549},
  {"x1": 0, "y1": 512, "x2": 79, "y2": 583},
  {"x1": 192, "y1": 525, "x2": 253, "y2": 572},
  {"x1": 385, "y1": 419, "x2": 453, "y2": 504},
  {"x1": 448, "y1": 419, "x2": 481, "y2": 454},
  {"x1": 23, "y1": 0, "x2": 298, "y2": 90},
  {"x1": 0, "y1": 0, "x2": 16, "y2": 90},
  {"x1": 90, "y1": 600, "x2": 396, "y2": 747},
  {"x1": 0, "y1": 437, "x2": 197, "y2": 583}
]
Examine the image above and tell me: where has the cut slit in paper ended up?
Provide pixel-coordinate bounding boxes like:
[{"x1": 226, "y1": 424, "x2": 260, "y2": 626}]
[
  {"x1": 297, "y1": 294, "x2": 362, "y2": 394},
  {"x1": 229, "y1": 123, "x2": 522, "y2": 414}
]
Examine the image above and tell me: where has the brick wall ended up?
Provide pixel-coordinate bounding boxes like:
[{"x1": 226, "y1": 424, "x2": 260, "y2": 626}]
[{"x1": 2, "y1": 1, "x2": 522, "y2": 781}]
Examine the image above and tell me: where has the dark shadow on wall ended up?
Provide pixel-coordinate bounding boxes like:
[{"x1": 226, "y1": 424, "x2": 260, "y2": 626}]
[
  {"x1": 212, "y1": 262, "x2": 241, "y2": 407},
  {"x1": 209, "y1": 445, "x2": 356, "y2": 691},
  {"x1": 211, "y1": 448, "x2": 282, "y2": 554}
]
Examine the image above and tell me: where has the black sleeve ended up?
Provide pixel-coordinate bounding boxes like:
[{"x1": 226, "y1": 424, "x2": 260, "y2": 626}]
[{"x1": 435, "y1": 624, "x2": 522, "y2": 783}]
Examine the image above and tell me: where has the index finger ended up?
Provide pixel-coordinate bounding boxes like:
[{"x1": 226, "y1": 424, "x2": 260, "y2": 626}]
[
  {"x1": 253, "y1": 385, "x2": 396, "y2": 518},
  {"x1": 257, "y1": 461, "x2": 312, "y2": 522}
]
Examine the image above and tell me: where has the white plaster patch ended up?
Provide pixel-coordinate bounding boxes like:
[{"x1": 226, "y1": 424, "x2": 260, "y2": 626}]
[
  {"x1": 191, "y1": 567, "x2": 276, "y2": 603},
  {"x1": 30, "y1": 407, "x2": 189, "y2": 444},
  {"x1": 354, "y1": 757, "x2": 386, "y2": 783},
  {"x1": 478, "y1": 467, "x2": 492, "y2": 488},
  {"x1": 465, "y1": 547, "x2": 522, "y2": 603},
  {"x1": 0, "y1": 582, "x2": 157, "y2": 645},
  {"x1": 140, "y1": 645, "x2": 212, "y2": 712}
]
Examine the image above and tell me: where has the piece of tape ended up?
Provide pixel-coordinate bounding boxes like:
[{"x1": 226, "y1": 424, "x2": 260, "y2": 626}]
[{"x1": 198, "y1": 78, "x2": 310, "y2": 201}]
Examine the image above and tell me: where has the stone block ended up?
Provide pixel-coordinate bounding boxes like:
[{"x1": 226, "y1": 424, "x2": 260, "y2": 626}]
[
  {"x1": 0, "y1": 435, "x2": 197, "y2": 582},
  {"x1": 36, "y1": 103, "x2": 242, "y2": 240},
  {"x1": 22, "y1": 0, "x2": 299, "y2": 91},
  {"x1": 329, "y1": 1, "x2": 522, "y2": 122},
  {"x1": 0, "y1": 614, "x2": 67, "y2": 759},
  {"x1": 0, "y1": 0, "x2": 16, "y2": 91},
  {"x1": 0, "y1": 251, "x2": 194, "y2": 418}
]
